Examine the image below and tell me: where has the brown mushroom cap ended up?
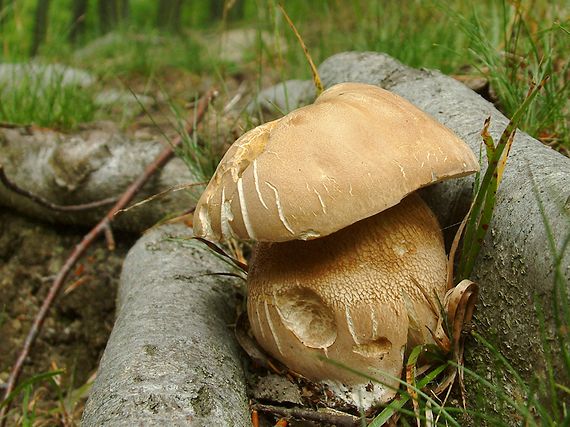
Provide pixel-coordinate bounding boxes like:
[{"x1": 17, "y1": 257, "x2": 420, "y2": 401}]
[
  {"x1": 247, "y1": 193, "x2": 447, "y2": 408},
  {"x1": 194, "y1": 82, "x2": 479, "y2": 242}
]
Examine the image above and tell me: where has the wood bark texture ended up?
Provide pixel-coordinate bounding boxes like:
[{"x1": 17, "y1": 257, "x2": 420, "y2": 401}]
[
  {"x1": 0, "y1": 124, "x2": 197, "y2": 232},
  {"x1": 70, "y1": 0, "x2": 89, "y2": 44},
  {"x1": 30, "y1": 0, "x2": 51, "y2": 56},
  {"x1": 81, "y1": 223, "x2": 250, "y2": 426}
]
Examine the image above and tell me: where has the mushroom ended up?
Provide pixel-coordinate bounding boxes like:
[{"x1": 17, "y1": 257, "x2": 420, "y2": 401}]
[{"x1": 193, "y1": 83, "x2": 479, "y2": 409}]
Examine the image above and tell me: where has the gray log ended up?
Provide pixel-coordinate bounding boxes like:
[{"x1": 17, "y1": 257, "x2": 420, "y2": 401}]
[
  {"x1": 315, "y1": 52, "x2": 570, "y2": 417},
  {"x1": 0, "y1": 123, "x2": 198, "y2": 232},
  {"x1": 81, "y1": 224, "x2": 250, "y2": 426}
]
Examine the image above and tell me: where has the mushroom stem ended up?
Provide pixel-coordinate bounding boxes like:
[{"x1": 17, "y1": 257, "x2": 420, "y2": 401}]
[{"x1": 247, "y1": 193, "x2": 448, "y2": 409}]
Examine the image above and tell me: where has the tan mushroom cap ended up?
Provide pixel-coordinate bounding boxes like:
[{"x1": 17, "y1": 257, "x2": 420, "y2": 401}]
[
  {"x1": 194, "y1": 82, "x2": 479, "y2": 242},
  {"x1": 247, "y1": 193, "x2": 447, "y2": 408}
]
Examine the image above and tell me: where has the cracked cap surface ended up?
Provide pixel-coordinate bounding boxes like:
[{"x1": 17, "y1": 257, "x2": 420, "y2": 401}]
[{"x1": 193, "y1": 82, "x2": 479, "y2": 242}]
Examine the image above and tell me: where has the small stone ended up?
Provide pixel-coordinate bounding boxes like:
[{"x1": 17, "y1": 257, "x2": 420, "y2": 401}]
[
  {"x1": 201, "y1": 28, "x2": 286, "y2": 64},
  {"x1": 0, "y1": 63, "x2": 94, "y2": 91},
  {"x1": 247, "y1": 80, "x2": 316, "y2": 115},
  {"x1": 249, "y1": 374, "x2": 303, "y2": 405}
]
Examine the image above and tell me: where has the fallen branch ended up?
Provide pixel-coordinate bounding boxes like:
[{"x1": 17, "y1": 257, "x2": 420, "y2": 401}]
[
  {"x1": 251, "y1": 403, "x2": 361, "y2": 427},
  {"x1": 0, "y1": 122, "x2": 32, "y2": 130},
  {"x1": 81, "y1": 223, "x2": 250, "y2": 426},
  {"x1": 0, "y1": 164, "x2": 117, "y2": 211},
  {"x1": 0, "y1": 88, "x2": 217, "y2": 425},
  {"x1": 0, "y1": 122, "x2": 200, "y2": 233}
]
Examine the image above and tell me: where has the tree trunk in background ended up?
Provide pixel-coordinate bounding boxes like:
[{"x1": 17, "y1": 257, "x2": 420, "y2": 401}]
[
  {"x1": 29, "y1": 0, "x2": 50, "y2": 57},
  {"x1": 98, "y1": 0, "x2": 128, "y2": 34},
  {"x1": 118, "y1": 0, "x2": 129, "y2": 21},
  {"x1": 69, "y1": 0, "x2": 88, "y2": 45},
  {"x1": 209, "y1": 0, "x2": 244, "y2": 22},
  {"x1": 98, "y1": 0, "x2": 115, "y2": 33},
  {"x1": 156, "y1": 0, "x2": 184, "y2": 33},
  {"x1": 0, "y1": 0, "x2": 4, "y2": 30}
]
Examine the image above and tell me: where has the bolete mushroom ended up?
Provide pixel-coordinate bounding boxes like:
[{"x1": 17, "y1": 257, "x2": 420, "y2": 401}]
[{"x1": 193, "y1": 82, "x2": 479, "y2": 409}]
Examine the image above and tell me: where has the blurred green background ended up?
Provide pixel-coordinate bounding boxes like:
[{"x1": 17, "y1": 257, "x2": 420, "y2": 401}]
[{"x1": 0, "y1": 0, "x2": 568, "y2": 149}]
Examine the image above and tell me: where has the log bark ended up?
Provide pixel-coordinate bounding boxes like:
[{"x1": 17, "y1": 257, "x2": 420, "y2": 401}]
[
  {"x1": 98, "y1": 0, "x2": 126, "y2": 34},
  {"x1": 29, "y1": 0, "x2": 50, "y2": 57},
  {"x1": 156, "y1": 0, "x2": 184, "y2": 33},
  {"x1": 81, "y1": 223, "x2": 250, "y2": 426},
  {"x1": 70, "y1": 0, "x2": 89, "y2": 45},
  {"x1": 314, "y1": 52, "x2": 570, "y2": 418},
  {"x1": 0, "y1": 124, "x2": 197, "y2": 232}
]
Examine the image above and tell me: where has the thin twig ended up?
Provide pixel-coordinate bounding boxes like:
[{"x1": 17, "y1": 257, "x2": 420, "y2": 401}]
[
  {"x1": 251, "y1": 403, "x2": 361, "y2": 427},
  {"x1": 116, "y1": 181, "x2": 207, "y2": 215},
  {"x1": 223, "y1": 81, "x2": 247, "y2": 114},
  {"x1": 0, "y1": 164, "x2": 118, "y2": 212},
  {"x1": 102, "y1": 222, "x2": 115, "y2": 251},
  {"x1": 0, "y1": 89, "x2": 217, "y2": 425},
  {"x1": 278, "y1": 4, "x2": 323, "y2": 96},
  {"x1": 0, "y1": 122, "x2": 31, "y2": 130}
]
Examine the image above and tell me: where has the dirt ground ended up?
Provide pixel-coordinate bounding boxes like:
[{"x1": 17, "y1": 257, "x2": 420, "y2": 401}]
[
  {"x1": 0, "y1": 68, "x2": 251, "y2": 424},
  {"x1": 0, "y1": 210, "x2": 134, "y2": 423}
]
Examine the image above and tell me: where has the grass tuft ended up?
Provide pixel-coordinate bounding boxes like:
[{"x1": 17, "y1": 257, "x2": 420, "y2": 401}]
[
  {"x1": 1, "y1": 369, "x2": 92, "y2": 427},
  {"x1": 446, "y1": 0, "x2": 570, "y2": 153},
  {"x1": 456, "y1": 76, "x2": 546, "y2": 280},
  {"x1": 0, "y1": 63, "x2": 98, "y2": 130}
]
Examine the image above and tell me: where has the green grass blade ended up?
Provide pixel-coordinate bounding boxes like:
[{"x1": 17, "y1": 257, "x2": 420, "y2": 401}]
[
  {"x1": 457, "y1": 77, "x2": 546, "y2": 279},
  {"x1": 326, "y1": 360, "x2": 455, "y2": 427},
  {"x1": 0, "y1": 370, "x2": 64, "y2": 409},
  {"x1": 21, "y1": 385, "x2": 33, "y2": 427},
  {"x1": 529, "y1": 175, "x2": 570, "y2": 376},
  {"x1": 556, "y1": 383, "x2": 570, "y2": 395},
  {"x1": 450, "y1": 360, "x2": 537, "y2": 425},
  {"x1": 535, "y1": 293, "x2": 560, "y2": 418}
]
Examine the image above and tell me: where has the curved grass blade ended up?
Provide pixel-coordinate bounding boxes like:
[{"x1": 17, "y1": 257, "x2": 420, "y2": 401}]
[
  {"x1": 193, "y1": 236, "x2": 248, "y2": 273},
  {"x1": 317, "y1": 354, "x2": 457, "y2": 427},
  {"x1": 457, "y1": 77, "x2": 547, "y2": 280},
  {"x1": 0, "y1": 370, "x2": 64, "y2": 409},
  {"x1": 278, "y1": 4, "x2": 323, "y2": 96}
]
